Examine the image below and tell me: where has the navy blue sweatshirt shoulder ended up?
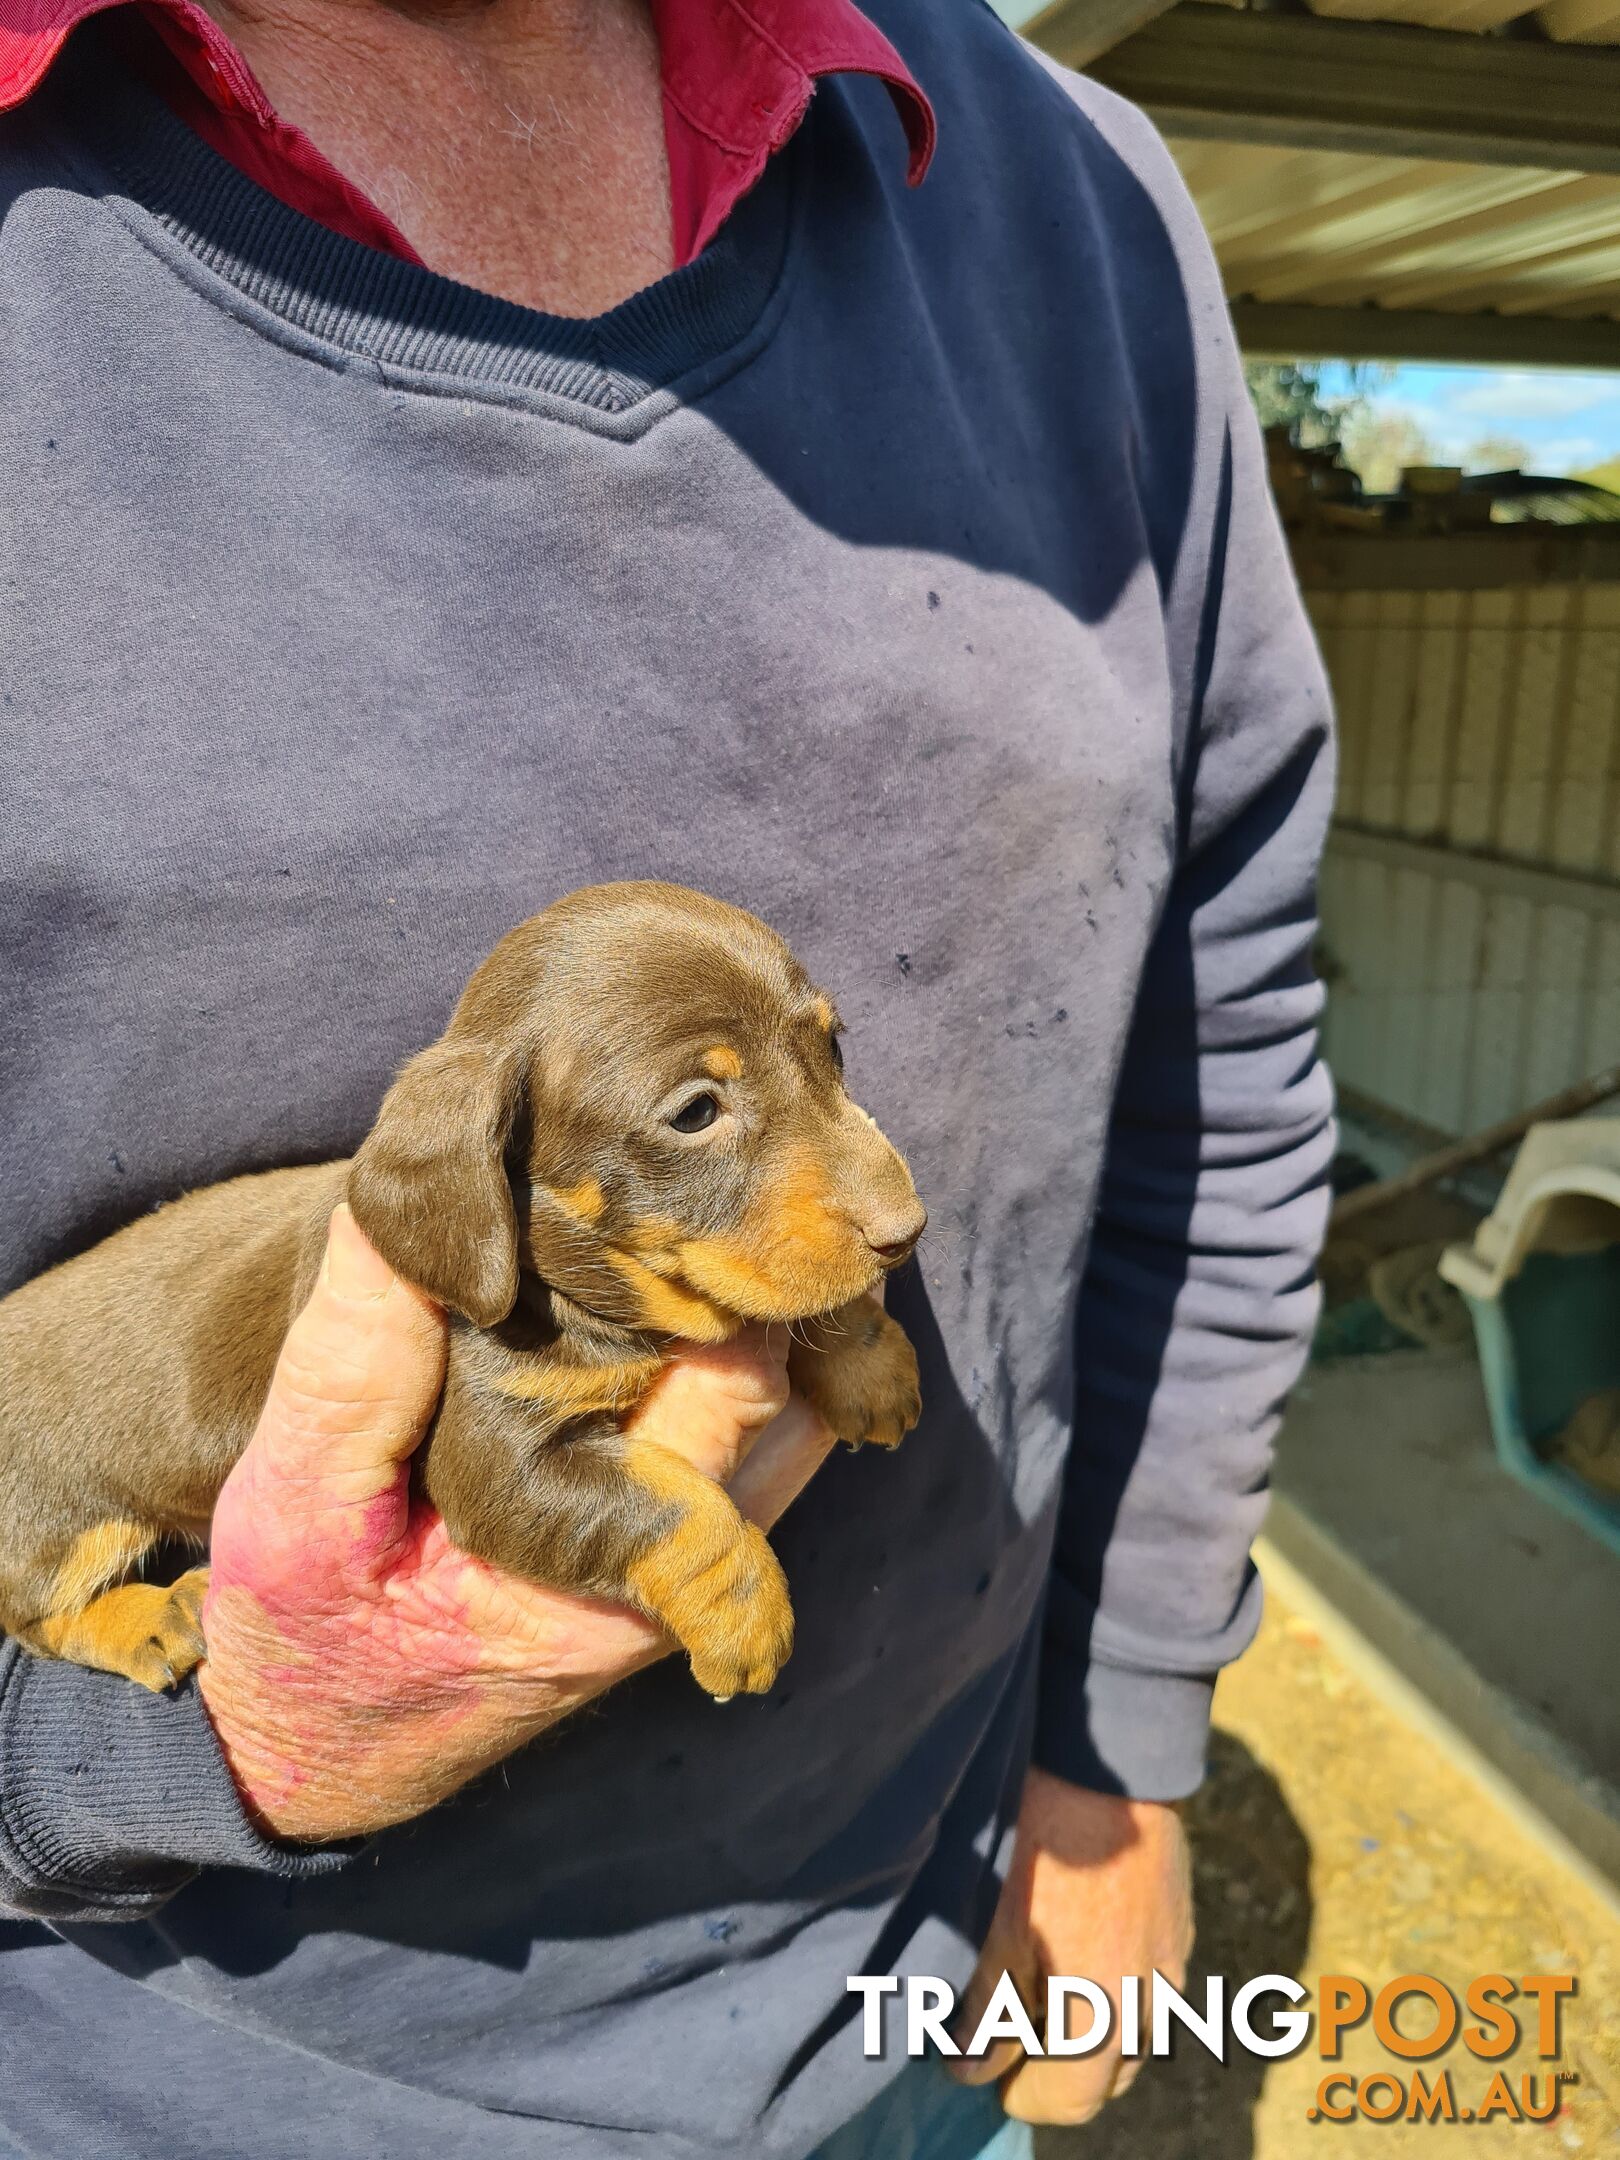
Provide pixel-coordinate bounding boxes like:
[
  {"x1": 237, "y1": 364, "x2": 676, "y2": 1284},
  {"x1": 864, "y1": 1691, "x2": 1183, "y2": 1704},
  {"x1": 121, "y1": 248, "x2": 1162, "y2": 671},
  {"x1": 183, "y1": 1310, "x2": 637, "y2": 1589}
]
[{"x1": 0, "y1": 5, "x2": 1335, "y2": 2154}]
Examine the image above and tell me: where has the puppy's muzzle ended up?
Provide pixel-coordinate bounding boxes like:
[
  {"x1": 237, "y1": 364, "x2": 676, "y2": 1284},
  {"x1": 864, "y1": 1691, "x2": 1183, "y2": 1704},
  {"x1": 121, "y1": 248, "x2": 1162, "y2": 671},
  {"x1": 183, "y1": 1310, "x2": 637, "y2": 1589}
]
[{"x1": 863, "y1": 1200, "x2": 927, "y2": 1269}]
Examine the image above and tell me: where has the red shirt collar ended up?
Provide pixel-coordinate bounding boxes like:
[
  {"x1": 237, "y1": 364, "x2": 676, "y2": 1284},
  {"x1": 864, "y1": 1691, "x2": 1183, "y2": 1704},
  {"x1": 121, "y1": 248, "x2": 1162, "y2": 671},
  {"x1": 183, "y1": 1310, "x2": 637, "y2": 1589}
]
[{"x1": 0, "y1": 0, "x2": 934, "y2": 271}]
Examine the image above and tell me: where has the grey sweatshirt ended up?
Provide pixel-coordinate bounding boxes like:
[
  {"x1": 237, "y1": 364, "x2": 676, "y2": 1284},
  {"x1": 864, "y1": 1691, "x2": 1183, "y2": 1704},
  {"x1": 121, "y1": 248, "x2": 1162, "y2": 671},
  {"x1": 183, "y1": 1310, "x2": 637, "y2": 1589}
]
[{"x1": 0, "y1": 7, "x2": 1335, "y2": 2154}]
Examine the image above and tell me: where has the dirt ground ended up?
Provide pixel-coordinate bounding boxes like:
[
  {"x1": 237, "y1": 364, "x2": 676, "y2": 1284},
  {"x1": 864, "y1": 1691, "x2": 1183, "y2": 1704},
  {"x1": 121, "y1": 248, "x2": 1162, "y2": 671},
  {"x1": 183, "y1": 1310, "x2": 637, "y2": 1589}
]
[{"x1": 1037, "y1": 1576, "x2": 1620, "y2": 2160}]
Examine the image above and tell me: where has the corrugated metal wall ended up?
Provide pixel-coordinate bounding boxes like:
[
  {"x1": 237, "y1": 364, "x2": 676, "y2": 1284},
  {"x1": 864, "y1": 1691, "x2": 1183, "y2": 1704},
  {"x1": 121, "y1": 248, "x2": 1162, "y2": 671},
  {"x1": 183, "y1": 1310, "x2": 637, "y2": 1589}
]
[{"x1": 1309, "y1": 581, "x2": 1620, "y2": 1135}]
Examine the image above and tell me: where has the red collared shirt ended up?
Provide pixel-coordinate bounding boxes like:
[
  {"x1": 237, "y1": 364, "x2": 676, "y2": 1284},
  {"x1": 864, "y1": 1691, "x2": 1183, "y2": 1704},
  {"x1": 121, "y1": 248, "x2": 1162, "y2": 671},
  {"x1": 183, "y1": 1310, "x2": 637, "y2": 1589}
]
[{"x1": 0, "y1": 0, "x2": 934, "y2": 269}]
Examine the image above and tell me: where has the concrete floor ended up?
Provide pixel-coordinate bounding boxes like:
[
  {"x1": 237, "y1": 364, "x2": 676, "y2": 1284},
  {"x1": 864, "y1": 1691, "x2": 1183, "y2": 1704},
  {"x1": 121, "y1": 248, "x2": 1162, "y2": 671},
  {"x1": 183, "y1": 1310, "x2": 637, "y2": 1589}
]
[
  {"x1": 1267, "y1": 1345, "x2": 1620, "y2": 1885},
  {"x1": 1036, "y1": 1575, "x2": 1620, "y2": 2158}
]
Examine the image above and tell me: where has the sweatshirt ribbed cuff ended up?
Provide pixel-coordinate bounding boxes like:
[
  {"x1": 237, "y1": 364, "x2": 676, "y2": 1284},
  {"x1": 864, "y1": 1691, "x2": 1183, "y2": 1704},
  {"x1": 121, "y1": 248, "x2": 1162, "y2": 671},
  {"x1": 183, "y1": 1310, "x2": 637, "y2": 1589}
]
[
  {"x1": 0, "y1": 1640, "x2": 354, "y2": 1923},
  {"x1": 1031, "y1": 1645, "x2": 1215, "y2": 1803}
]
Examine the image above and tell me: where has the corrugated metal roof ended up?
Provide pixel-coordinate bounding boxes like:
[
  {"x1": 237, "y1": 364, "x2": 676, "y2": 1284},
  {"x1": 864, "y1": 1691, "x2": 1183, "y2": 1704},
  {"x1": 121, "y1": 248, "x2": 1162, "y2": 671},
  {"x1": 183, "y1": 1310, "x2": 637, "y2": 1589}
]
[
  {"x1": 1173, "y1": 138, "x2": 1620, "y2": 320},
  {"x1": 1196, "y1": 0, "x2": 1620, "y2": 40},
  {"x1": 1017, "y1": 0, "x2": 1620, "y2": 346}
]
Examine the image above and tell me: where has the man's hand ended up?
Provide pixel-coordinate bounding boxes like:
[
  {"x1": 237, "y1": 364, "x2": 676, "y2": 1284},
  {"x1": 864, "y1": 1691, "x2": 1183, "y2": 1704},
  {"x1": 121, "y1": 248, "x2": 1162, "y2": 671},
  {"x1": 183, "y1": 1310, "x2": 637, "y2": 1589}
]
[
  {"x1": 197, "y1": 1205, "x2": 834, "y2": 1845},
  {"x1": 948, "y1": 1768, "x2": 1194, "y2": 2126}
]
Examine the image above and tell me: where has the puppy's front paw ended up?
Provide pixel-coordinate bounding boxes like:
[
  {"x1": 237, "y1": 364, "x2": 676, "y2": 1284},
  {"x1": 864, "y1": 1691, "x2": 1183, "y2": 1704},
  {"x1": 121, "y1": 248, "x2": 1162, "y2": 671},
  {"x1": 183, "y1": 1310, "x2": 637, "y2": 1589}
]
[
  {"x1": 789, "y1": 1297, "x2": 922, "y2": 1452},
  {"x1": 36, "y1": 1565, "x2": 211, "y2": 1693},
  {"x1": 626, "y1": 1497, "x2": 795, "y2": 1700},
  {"x1": 683, "y1": 1522, "x2": 796, "y2": 1700},
  {"x1": 129, "y1": 1567, "x2": 211, "y2": 1692}
]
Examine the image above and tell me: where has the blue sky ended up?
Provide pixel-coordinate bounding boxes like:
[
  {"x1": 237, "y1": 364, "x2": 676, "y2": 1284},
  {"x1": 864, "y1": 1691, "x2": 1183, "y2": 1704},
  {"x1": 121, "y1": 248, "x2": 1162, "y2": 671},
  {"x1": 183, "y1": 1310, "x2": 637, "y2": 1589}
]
[{"x1": 1312, "y1": 364, "x2": 1620, "y2": 476}]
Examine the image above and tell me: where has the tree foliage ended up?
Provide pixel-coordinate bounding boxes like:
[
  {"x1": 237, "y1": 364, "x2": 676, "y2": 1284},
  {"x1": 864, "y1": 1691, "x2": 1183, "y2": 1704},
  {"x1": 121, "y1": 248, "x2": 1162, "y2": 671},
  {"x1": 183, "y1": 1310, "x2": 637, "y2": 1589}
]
[
  {"x1": 1242, "y1": 361, "x2": 1361, "y2": 449},
  {"x1": 1245, "y1": 361, "x2": 1573, "y2": 494}
]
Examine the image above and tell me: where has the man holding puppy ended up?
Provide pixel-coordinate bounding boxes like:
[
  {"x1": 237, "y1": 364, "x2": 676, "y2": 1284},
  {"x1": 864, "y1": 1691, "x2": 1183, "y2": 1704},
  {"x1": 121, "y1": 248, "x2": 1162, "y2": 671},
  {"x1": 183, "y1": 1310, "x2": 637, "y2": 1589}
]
[{"x1": 0, "y1": 0, "x2": 1334, "y2": 2153}]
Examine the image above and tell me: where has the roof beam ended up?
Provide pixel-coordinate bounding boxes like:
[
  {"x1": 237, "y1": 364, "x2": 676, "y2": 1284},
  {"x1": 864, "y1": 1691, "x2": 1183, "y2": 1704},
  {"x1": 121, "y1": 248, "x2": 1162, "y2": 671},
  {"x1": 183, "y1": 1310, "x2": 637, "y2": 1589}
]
[
  {"x1": 1018, "y1": 0, "x2": 1180, "y2": 66},
  {"x1": 1294, "y1": 527, "x2": 1620, "y2": 588},
  {"x1": 1231, "y1": 298, "x2": 1620, "y2": 367},
  {"x1": 1074, "y1": 4, "x2": 1620, "y2": 175}
]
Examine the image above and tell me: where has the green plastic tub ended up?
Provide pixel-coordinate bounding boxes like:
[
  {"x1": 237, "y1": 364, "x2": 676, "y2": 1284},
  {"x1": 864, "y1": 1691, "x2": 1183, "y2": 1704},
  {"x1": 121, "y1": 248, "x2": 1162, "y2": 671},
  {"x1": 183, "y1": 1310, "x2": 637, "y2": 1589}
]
[
  {"x1": 1457, "y1": 1245, "x2": 1620, "y2": 1558},
  {"x1": 1440, "y1": 1120, "x2": 1620, "y2": 1559}
]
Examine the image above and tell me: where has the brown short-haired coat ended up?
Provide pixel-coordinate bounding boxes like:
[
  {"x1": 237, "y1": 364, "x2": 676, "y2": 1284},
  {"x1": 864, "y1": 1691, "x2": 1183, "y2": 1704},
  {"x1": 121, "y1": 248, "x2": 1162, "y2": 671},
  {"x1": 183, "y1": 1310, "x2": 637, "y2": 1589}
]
[{"x1": 0, "y1": 884, "x2": 925, "y2": 1702}]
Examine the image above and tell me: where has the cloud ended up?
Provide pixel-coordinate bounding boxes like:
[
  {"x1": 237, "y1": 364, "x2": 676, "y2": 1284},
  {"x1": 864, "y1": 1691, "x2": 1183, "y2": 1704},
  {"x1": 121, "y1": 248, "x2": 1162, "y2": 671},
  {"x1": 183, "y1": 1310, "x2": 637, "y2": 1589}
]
[
  {"x1": 1358, "y1": 397, "x2": 1473, "y2": 459},
  {"x1": 1446, "y1": 372, "x2": 1617, "y2": 419},
  {"x1": 1528, "y1": 436, "x2": 1606, "y2": 474}
]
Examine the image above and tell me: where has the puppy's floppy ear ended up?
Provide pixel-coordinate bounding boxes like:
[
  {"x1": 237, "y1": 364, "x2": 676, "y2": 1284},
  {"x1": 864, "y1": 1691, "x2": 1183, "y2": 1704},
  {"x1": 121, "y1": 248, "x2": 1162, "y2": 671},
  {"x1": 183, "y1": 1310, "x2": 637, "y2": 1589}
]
[{"x1": 348, "y1": 1038, "x2": 524, "y2": 1327}]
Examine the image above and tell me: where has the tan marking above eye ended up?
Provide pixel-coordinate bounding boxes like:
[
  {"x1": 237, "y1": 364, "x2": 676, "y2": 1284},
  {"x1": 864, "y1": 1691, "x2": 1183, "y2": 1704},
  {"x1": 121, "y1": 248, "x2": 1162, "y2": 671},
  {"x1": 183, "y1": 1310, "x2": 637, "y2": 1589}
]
[
  {"x1": 811, "y1": 995, "x2": 837, "y2": 1033},
  {"x1": 702, "y1": 1046, "x2": 743, "y2": 1080}
]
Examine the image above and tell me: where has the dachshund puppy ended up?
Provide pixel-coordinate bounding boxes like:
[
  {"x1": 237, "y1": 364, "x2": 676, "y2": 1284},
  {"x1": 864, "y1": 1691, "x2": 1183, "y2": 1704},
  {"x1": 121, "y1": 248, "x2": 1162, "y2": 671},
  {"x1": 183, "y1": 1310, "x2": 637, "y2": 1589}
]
[{"x1": 0, "y1": 884, "x2": 925, "y2": 1702}]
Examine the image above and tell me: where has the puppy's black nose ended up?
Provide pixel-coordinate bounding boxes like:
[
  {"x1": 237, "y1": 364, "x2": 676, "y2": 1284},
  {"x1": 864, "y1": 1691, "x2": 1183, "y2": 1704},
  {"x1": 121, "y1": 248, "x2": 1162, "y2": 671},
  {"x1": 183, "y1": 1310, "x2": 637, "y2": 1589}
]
[{"x1": 864, "y1": 1202, "x2": 927, "y2": 1267}]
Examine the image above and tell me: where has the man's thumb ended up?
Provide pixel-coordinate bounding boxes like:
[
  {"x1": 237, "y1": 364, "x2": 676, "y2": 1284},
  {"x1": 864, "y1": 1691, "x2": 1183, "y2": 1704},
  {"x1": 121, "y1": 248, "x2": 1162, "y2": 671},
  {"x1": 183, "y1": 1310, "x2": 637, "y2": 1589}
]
[{"x1": 256, "y1": 1205, "x2": 448, "y2": 1490}]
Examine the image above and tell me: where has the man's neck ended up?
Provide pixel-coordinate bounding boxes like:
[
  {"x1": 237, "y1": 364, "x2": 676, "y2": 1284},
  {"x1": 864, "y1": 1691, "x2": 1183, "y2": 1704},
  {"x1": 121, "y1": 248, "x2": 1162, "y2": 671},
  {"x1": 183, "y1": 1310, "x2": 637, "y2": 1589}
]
[{"x1": 206, "y1": 0, "x2": 674, "y2": 315}]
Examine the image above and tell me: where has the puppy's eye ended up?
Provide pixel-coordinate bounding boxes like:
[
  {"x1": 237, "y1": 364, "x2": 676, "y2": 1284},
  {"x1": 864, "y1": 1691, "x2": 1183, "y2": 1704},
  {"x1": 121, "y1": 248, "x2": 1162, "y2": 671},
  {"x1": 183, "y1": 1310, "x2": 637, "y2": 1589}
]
[
  {"x1": 830, "y1": 1032, "x2": 845, "y2": 1074},
  {"x1": 668, "y1": 1092, "x2": 721, "y2": 1135}
]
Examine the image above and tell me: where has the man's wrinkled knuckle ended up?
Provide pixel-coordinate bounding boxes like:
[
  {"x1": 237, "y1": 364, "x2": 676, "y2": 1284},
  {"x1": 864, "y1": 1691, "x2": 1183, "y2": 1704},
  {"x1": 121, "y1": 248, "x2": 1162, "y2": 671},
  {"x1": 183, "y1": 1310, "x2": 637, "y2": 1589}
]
[
  {"x1": 276, "y1": 1321, "x2": 383, "y2": 1404},
  {"x1": 266, "y1": 1360, "x2": 410, "y2": 1455},
  {"x1": 270, "y1": 1368, "x2": 380, "y2": 1440},
  {"x1": 275, "y1": 1317, "x2": 429, "y2": 1425},
  {"x1": 759, "y1": 1376, "x2": 792, "y2": 1423}
]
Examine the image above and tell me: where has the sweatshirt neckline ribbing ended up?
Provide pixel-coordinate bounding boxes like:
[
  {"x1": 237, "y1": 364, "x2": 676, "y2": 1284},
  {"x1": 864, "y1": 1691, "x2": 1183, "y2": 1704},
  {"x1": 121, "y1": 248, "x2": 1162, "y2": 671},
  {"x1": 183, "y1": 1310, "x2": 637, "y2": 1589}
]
[{"x1": 43, "y1": 30, "x2": 802, "y2": 420}]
